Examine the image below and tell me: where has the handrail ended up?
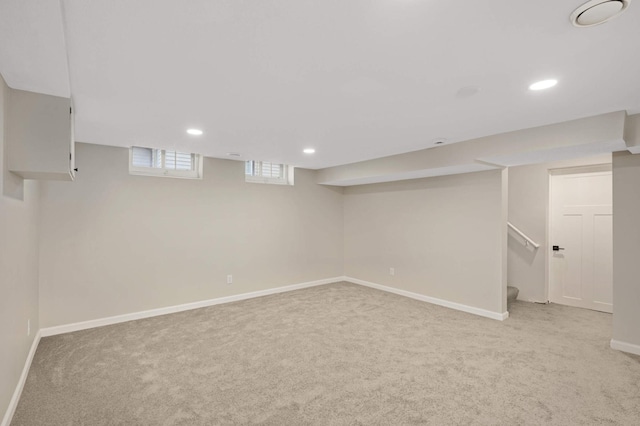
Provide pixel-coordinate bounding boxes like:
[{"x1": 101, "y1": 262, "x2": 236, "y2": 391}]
[{"x1": 507, "y1": 222, "x2": 540, "y2": 249}]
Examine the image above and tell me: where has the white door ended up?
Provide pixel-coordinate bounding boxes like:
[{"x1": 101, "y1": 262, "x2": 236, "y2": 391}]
[{"x1": 550, "y1": 170, "x2": 613, "y2": 313}]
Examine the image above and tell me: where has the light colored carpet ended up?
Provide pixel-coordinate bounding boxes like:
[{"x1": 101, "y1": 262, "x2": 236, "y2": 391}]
[{"x1": 12, "y1": 282, "x2": 640, "y2": 425}]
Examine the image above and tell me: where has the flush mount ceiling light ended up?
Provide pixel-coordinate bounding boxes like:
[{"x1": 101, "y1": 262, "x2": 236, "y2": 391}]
[
  {"x1": 529, "y1": 79, "x2": 558, "y2": 91},
  {"x1": 570, "y1": 0, "x2": 631, "y2": 27},
  {"x1": 186, "y1": 128, "x2": 203, "y2": 135},
  {"x1": 303, "y1": 148, "x2": 316, "y2": 154}
]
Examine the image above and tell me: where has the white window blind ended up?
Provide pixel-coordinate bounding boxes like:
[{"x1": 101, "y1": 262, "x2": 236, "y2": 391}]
[
  {"x1": 245, "y1": 161, "x2": 293, "y2": 185},
  {"x1": 131, "y1": 146, "x2": 155, "y2": 167},
  {"x1": 130, "y1": 147, "x2": 202, "y2": 179},
  {"x1": 165, "y1": 151, "x2": 194, "y2": 170}
]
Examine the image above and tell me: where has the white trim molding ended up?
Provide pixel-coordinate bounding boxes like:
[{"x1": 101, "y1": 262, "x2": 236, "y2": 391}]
[
  {"x1": 40, "y1": 277, "x2": 344, "y2": 337},
  {"x1": 345, "y1": 277, "x2": 509, "y2": 321},
  {"x1": 2, "y1": 330, "x2": 42, "y2": 426},
  {"x1": 39, "y1": 276, "x2": 511, "y2": 339},
  {"x1": 610, "y1": 339, "x2": 640, "y2": 356}
]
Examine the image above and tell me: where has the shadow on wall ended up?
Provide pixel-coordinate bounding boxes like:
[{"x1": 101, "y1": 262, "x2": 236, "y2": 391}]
[
  {"x1": 508, "y1": 233, "x2": 538, "y2": 266},
  {"x1": 1, "y1": 106, "x2": 24, "y2": 200}
]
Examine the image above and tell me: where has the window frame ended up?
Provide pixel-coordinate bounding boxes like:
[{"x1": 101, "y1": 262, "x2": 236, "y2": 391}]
[
  {"x1": 129, "y1": 147, "x2": 203, "y2": 179},
  {"x1": 244, "y1": 160, "x2": 294, "y2": 185}
]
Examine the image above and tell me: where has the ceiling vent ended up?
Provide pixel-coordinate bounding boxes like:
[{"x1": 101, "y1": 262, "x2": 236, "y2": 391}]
[{"x1": 570, "y1": 0, "x2": 631, "y2": 27}]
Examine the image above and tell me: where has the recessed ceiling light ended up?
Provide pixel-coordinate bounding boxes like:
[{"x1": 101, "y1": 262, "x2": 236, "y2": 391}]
[
  {"x1": 303, "y1": 148, "x2": 316, "y2": 154},
  {"x1": 187, "y1": 128, "x2": 203, "y2": 136},
  {"x1": 529, "y1": 79, "x2": 558, "y2": 91},
  {"x1": 570, "y1": 0, "x2": 630, "y2": 27}
]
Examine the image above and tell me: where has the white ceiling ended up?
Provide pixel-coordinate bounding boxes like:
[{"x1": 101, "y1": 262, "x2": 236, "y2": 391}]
[
  {"x1": 0, "y1": 0, "x2": 69, "y2": 97},
  {"x1": 1, "y1": 0, "x2": 640, "y2": 169}
]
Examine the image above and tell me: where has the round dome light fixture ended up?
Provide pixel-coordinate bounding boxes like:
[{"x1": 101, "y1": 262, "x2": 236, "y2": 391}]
[
  {"x1": 187, "y1": 128, "x2": 203, "y2": 136},
  {"x1": 570, "y1": 0, "x2": 631, "y2": 27}
]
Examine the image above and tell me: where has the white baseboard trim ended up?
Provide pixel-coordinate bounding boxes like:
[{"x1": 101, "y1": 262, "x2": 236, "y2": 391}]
[
  {"x1": 344, "y1": 277, "x2": 509, "y2": 321},
  {"x1": 610, "y1": 339, "x2": 640, "y2": 356},
  {"x1": 37, "y1": 276, "x2": 511, "y2": 338},
  {"x1": 2, "y1": 330, "x2": 42, "y2": 426},
  {"x1": 37, "y1": 275, "x2": 510, "y2": 338},
  {"x1": 40, "y1": 277, "x2": 344, "y2": 337}
]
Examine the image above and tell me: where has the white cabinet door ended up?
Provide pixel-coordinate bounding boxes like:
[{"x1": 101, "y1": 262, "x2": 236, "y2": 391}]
[{"x1": 7, "y1": 88, "x2": 74, "y2": 180}]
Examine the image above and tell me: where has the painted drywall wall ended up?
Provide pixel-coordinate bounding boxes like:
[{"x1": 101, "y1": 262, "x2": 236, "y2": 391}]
[
  {"x1": 343, "y1": 169, "x2": 507, "y2": 315},
  {"x1": 507, "y1": 155, "x2": 611, "y2": 303},
  {"x1": 612, "y1": 151, "x2": 640, "y2": 350},
  {"x1": 38, "y1": 143, "x2": 344, "y2": 328},
  {"x1": 0, "y1": 77, "x2": 40, "y2": 421}
]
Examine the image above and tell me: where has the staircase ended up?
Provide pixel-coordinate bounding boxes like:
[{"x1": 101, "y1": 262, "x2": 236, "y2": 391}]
[{"x1": 507, "y1": 286, "x2": 519, "y2": 306}]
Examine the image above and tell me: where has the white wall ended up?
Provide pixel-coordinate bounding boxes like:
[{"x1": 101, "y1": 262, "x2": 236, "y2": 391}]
[
  {"x1": 38, "y1": 143, "x2": 344, "y2": 328},
  {"x1": 507, "y1": 155, "x2": 611, "y2": 302},
  {"x1": 0, "y1": 77, "x2": 40, "y2": 421},
  {"x1": 612, "y1": 151, "x2": 640, "y2": 351},
  {"x1": 344, "y1": 169, "x2": 507, "y2": 315}
]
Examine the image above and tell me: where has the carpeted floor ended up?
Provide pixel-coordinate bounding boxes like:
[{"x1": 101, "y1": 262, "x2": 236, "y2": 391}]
[{"x1": 12, "y1": 282, "x2": 640, "y2": 425}]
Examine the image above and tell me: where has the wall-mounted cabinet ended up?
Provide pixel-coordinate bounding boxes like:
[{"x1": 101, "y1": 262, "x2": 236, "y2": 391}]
[{"x1": 7, "y1": 88, "x2": 75, "y2": 181}]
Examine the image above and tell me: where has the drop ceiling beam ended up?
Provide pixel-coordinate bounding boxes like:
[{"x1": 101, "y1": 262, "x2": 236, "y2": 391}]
[{"x1": 317, "y1": 111, "x2": 627, "y2": 186}]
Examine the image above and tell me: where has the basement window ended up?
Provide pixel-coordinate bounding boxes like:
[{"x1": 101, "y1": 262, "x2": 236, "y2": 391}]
[
  {"x1": 245, "y1": 161, "x2": 294, "y2": 185},
  {"x1": 129, "y1": 146, "x2": 203, "y2": 179}
]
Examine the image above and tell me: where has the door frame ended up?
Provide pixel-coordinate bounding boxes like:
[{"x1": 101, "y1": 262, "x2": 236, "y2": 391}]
[{"x1": 546, "y1": 164, "x2": 613, "y2": 304}]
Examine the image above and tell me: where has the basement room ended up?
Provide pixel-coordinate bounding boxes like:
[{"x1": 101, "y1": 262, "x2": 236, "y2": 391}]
[{"x1": 2, "y1": 1, "x2": 640, "y2": 424}]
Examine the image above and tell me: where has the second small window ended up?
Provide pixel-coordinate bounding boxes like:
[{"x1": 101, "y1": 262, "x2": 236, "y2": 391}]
[{"x1": 245, "y1": 161, "x2": 293, "y2": 185}]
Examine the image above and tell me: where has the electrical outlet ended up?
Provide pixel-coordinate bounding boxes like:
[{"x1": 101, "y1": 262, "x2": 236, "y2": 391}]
[
  {"x1": 27, "y1": 319, "x2": 30, "y2": 337},
  {"x1": 227, "y1": 274, "x2": 233, "y2": 285},
  {"x1": 389, "y1": 267, "x2": 395, "y2": 276}
]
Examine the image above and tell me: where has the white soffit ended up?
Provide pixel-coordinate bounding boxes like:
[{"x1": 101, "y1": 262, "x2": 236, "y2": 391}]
[
  {"x1": 0, "y1": 0, "x2": 70, "y2": 97},
  {"x1": 319, "y1": 164, "x2": 499, "y2": 187},
  {"x1": 477, "y1": 138, "x2": 628, "y2": 167},
  {"x1": 624, "y1": 113, "x2": 640, "y2": 152}
]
